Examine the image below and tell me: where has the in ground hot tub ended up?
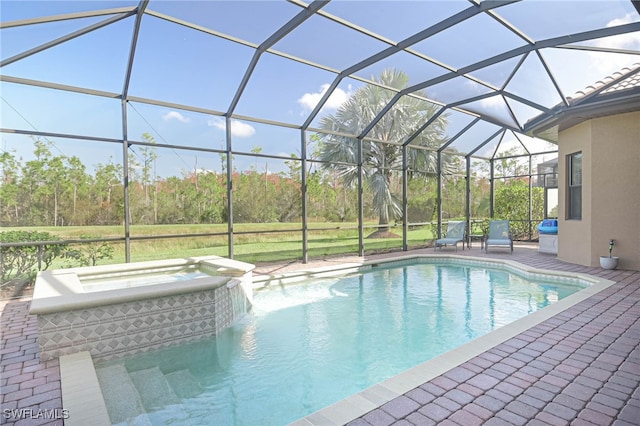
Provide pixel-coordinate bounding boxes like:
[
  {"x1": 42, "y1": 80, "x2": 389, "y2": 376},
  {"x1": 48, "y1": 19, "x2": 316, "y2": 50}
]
[{"x1": 31, "y1": 256, "x2": 254, "y2": 361}]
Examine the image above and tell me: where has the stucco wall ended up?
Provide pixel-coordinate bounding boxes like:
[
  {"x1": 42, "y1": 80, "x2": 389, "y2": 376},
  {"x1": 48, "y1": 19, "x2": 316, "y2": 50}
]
[
  {"x1": 558, "y1": 111, "x2": 640, "y2": 271},
  {"x1": 558, "y1": 121, "x2": 592, "y2": 266}
]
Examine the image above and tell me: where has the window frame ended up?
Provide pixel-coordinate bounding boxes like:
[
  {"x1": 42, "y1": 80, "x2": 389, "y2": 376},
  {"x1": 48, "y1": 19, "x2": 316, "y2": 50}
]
[{"x1": 567, "y1": 151, "x2": 582, "y2": 220}]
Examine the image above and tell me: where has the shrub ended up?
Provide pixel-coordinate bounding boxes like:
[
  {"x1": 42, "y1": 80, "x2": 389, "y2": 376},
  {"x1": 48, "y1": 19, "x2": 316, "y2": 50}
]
[
  {"x1": 0, "y1": 231, "x2": 67, "y2": 283},
  {"x1": 63, "y1": 235, "x2": 114, "y2": 267}
]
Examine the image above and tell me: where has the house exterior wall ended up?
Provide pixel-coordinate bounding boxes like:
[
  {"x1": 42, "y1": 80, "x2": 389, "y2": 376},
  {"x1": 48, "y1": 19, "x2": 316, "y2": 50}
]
[
  {"x1": 558, "y1": 111, "x2": 640, "y2": 271},
  {"x1": 558, "y1": 121, "x2": 592, "y2": 266}
]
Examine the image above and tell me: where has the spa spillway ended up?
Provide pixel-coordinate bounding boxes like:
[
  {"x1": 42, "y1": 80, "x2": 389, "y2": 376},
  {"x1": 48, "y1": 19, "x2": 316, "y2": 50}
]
[{"x1": 30, "y1": 256, "x2": 255, "y2": 361}]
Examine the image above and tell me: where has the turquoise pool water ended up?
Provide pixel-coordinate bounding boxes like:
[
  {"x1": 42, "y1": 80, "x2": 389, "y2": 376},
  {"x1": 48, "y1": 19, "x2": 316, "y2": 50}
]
[
  {"x1": 94, "y1": 261, "x2": 586, "y2": 425},
  {"x1": 81, "y1": 266, "x2": 213, "y2": 292}
]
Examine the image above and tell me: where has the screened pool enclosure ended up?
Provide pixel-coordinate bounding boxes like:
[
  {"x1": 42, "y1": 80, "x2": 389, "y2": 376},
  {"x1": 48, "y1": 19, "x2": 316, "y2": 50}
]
[{"x1": 1, "y1": 1, "x2": 639, "y2": 268}]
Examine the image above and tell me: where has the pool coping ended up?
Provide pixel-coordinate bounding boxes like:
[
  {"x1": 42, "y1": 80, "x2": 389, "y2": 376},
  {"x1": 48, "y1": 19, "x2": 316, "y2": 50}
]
[
  {"x1": 59, "y1": 254, "x2": 615, "y2": 426},
  {"x1": 59, "y1": 351, "x2": 111, "y2": 426},
  {"x1": 252, "y1": 254, "x2": 605, "y2": 288}
]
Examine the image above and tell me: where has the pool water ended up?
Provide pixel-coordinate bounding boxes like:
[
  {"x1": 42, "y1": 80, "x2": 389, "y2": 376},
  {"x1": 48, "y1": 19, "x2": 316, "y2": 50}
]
[
  {"x1": 81, "y1": 267, "x2": 213, "y2": 292},
  {"x1": 94, "y1": 262, "x2": 586, "y2": 425}
]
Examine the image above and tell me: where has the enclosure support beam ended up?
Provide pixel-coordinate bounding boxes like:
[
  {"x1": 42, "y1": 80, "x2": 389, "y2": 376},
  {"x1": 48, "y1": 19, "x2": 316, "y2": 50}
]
[
  {"x1": 402, "y1": 145, "x2": 409, "y2": 251},
  {"x1": 465, "y1": 155, "x2": 472, "y2": 242},
  {"x1": 301, "y1": 131, "x2": 309, "y2": 263},
  {"x1": 121, "y1": 100, "x2": 131, "y2": 263},
  {"x1": 529, "y1": 155, "x2": 534, "y2": 240},
  {"x1": 227, "y1": 1, "x2": 327, "y2": 116},
  {"x1": 437, "y1": 151, "x2": 443, "y2": 239},
  {"x1": 119, "y1": 1, "x2": 148, "y2": 263},
  {"x1": 1, "y1": 12, "x2": 135, "y2": 67},
  {"x1": 226, "y1": 117, "x2": 234, "y2": 259},
  {"x1": 357, "y1": 137, "x2": 364, "y2": 256},
  {"x1": 489, "y1": 159, "x2": 495, "y2": 218}
]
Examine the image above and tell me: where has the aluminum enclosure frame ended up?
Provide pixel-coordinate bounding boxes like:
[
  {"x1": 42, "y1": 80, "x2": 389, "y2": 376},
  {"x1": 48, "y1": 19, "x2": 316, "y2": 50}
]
[{"x1": 1, "y1": 0, "x2": 639, "y2": 263}]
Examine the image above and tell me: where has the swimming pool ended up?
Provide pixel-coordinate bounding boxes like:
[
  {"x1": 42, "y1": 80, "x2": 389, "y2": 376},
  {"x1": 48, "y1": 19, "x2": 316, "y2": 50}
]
[{"x1": 94, "y1": 259, "x2": 589, "y2": 425}]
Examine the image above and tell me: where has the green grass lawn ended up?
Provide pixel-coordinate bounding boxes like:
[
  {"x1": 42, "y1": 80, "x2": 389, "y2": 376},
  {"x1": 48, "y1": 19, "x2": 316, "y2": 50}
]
[
  {"x1": 8, "y1": 222, "x2": 435, "y2": 267},
  {"x1": 1, "y1": 222, "x2": 440, "y2": 298}
]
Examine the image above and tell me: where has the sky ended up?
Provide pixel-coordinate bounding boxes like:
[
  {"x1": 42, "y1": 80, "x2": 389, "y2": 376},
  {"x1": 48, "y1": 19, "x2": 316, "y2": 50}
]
[{"x1": 1, "y1": 0, "x2": 639, "y2": 177}]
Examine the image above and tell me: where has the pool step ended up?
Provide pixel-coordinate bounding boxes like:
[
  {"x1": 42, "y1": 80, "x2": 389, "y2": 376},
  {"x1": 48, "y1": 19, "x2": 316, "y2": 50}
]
[
  {"x1": 129, "y1": 366, "x2": 192, "y2": 424},
  {"x1": 165, "y1": 369, "x2": 202, "y2": 399},
  {"x1": 95, "y1": 364, "x2": 149, "y2": 425},
  {"x1": 96, "y1": 365, "x2": 201, "y2": 424},
  {"x1": 129, "y1": 366, "x2": 181, "y2": 411}
]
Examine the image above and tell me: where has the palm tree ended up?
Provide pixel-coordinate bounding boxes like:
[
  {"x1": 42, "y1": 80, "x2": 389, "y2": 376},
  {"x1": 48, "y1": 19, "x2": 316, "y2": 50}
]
[{"x1": 316, "y1": 68, "x2": 453, "y2": 236}]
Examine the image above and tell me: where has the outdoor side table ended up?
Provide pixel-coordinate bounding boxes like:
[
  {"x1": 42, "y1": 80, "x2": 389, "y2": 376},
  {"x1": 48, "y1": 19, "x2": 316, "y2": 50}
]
[{"x1": 468, "y1": 234, "x2": 484, "y2": 249}]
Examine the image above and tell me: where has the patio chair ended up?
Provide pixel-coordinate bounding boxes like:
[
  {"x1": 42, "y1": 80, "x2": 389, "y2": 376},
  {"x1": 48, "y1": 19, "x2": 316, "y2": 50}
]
[
  {"x1": 485, "y1": 220, "x2": 513, "y2": 253},
  {"x1": 434, "y1": 221, "x2": 466, "y2": 252}
]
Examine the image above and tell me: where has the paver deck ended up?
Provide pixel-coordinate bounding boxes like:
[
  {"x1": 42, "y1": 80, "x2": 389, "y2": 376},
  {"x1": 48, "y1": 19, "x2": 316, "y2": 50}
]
[
  {"x1": 1, "y1": 244, "x2": 638, "y2": 425},
  {"x1": 1, "y1": 299, "x2": 63, "y2": 426}
]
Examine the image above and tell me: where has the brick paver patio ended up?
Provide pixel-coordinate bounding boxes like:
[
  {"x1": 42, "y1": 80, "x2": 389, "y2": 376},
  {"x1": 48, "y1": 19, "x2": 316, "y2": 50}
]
[
  {"x1": 1, "y1": 299, "x2": 63, "y2": 426},
  {"x1": 1, "y1": 245, "x2": 638, "y2": 425}
]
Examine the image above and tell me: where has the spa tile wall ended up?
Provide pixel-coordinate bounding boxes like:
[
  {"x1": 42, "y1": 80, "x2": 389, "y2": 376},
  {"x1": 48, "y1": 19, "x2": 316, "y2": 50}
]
[{"x1": 37, "y1": 281, "x2": 241, "y2": 361}]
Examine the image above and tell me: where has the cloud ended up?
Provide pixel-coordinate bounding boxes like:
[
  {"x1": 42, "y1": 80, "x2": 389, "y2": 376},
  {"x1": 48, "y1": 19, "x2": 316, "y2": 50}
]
[
  {"x1": 162, "y1": 111, "x2": 190, "y2": 123},
  {"x1": 207, "y1": 117, "x2": 256, "y2": 137},
  {"x1": 298, "y1": 84, "x2": 351, "y2": 111},
  {"x1": 606, "y1": 13, "x2": 637, "y2": 33},
  {"x1": 230, "y1": 120, "x2": 256, "y2": 137},
  {"x1": 601, "y1": 13, "x2": 640, "y2": 51},
  {"x1": 588, "y1": 13, "x2": 640, "y2": 72},
  {"x1": 479, "y1": 94, "x2": 505, "y2": 110},
  {"x1": 208, "y1": 117, "x2": 225, "y2": 131}
]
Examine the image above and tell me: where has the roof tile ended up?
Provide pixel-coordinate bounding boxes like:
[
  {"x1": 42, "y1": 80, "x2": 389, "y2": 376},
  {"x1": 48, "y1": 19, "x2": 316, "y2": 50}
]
[{"x1": 569, "y1": 62, "x2": 640, "y2": 102}]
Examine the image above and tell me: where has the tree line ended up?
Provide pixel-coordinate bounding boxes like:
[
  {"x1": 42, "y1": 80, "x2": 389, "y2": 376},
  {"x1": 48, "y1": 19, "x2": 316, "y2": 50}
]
[
  {"x1": 1, "y1": 137, "x2": 488, "y2": 228},
  {"x1": 2, "y1": 135, "x2": 543, "y2": 228}
]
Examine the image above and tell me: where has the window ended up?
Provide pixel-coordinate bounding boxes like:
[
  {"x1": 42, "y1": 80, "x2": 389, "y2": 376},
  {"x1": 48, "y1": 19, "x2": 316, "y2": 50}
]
[{"x1": 567, "y1": 152, "x2": 582, "y2": 220}]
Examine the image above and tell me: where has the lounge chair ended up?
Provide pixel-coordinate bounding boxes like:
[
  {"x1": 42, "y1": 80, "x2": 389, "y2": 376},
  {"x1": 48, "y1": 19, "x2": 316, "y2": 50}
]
[
  {"x1": 434, "y1": 221, "x2": 466, "y2": 252},
  {"x1": 485, "y1": 220, "x2": 513, "y2": 253}
]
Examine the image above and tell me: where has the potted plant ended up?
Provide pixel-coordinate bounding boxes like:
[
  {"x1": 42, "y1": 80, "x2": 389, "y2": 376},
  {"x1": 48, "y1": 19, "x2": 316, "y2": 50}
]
[{"x1": 599, "y1": 239, "x2": 619, "y2": 270}]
